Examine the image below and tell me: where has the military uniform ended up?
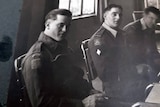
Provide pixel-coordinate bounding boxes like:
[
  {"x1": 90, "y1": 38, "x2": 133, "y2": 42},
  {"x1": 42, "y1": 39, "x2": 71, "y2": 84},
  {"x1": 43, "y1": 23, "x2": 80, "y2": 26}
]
[
  {"x1": 88, "y1": 23, "x2": 150, "y2": 106},
  {"x1": 123, "y1": 19, "x2": 160, "y2": 66},
  {"x1": 124, "y1": 19, "x2": 160, "y2": 84},
  {"x1": 88, "y1": 23, "x2": 131, "y2": 102},
  {"x1": 122, "y1": 19, "x2": 160, "y2": 102},
  {"x1": 22, "y1": 32, "x2": 92, "y2": 107},
  {"x1": 88, "y1": 24, "x2": 126, "y2": 82}
]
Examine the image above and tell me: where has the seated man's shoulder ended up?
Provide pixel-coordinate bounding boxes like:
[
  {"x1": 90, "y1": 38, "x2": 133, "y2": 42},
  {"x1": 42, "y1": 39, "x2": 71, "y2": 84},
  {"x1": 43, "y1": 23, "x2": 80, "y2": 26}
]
[
  {"x1": 89, "y1": 27, "x2": 118, "y2": 48},
  {"x1": 96, "y1": 27, "x2": 107, "y2": 36},
  {"x1": 89, "y1": 35, "x2": 104, "y2": 47},
  {"x1": 28, "y1": 41, "x2": 52, "y2": 56},
  {"x1": 30, "y1": 41, "x2": 44, "y2": 53},
  {"x1": 123, "y1": 20, "x2": 140, "y2": 31},
  {"x1": 89, "y1": 27, "x2": 107, "y2": 42},
  {"x1": 23, "y1": 42, "x2": 46, "y2": 64},
  {"x1": 30, "y1": 53, "x2": 42, "y2": 70}
]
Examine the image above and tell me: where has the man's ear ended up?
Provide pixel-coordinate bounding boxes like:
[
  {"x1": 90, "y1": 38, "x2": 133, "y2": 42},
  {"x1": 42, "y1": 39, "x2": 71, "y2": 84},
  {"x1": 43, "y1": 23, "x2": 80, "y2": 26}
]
[
  {"x1": 103, "y1": 12, "x2": 107, "y2": 19},
  {"x1": 45, "y1": 21, "x2": 49, "y2": 28},
  {"x1": 45, "y1": 19, "x2": 53, "y2": 27}
]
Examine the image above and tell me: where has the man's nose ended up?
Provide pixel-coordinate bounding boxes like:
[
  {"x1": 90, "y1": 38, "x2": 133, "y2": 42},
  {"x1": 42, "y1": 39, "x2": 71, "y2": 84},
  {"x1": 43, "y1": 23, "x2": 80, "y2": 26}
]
[
  {"x1": 116, "y1": 14, "x2": 120, "y2": 20},
  {"x1": 62, "y1": 25, "x2": 66, "y2": 32},
  {"x1": 152, "y1": 19, "x2": 156, "y2": 24}
]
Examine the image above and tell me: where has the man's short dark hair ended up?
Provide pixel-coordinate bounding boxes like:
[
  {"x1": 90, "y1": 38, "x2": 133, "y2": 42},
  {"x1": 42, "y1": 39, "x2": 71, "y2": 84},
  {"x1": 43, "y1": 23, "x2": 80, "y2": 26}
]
[
  {"x1": 144, "y1": 6, "x2": 160, "y2": 17},
  {"x1": 103, "y1": 4, "x2": 123, "y2": 14},
  {"x1": 45, "y1": 9, "x2": 72, "y2": 21}
]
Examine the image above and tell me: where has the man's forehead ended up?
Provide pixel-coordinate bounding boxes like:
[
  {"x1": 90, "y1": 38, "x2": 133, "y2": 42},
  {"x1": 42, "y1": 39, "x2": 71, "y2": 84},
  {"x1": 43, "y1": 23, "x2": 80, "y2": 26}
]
[
  {"x1": 57, "y1": 14, "x2": 71, "y2": 20},
  {"x1": 56, "y1": 14, "x2": 71, "y2": 19},
  {"x1": 147, "y1": 12, "x2": 158, "y2": 19},
  {"x1": 54, "y1": 14, "x2": 71, "y2": 23},
  {"x1": 109, "y1": 7, "x2": 122, "y2": 13},
  {"x1": 105, "y1": 7, "x2": 122, "y2": 14}
]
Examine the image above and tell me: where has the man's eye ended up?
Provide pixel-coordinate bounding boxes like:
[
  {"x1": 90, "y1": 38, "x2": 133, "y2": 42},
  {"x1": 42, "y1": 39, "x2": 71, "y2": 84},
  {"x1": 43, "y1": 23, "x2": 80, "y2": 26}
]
[
  {"x1": 57, "y1": 24, "x2": 64, "y2": 28},
  {"x1": 112, "y1": 13, "x2": 117, "y2": 17}
]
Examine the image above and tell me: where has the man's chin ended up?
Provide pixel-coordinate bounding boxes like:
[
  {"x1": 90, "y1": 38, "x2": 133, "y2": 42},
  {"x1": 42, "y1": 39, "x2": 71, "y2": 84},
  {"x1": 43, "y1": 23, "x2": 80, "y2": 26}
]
[
  {"x1": 58, "y1": 37, "x2": 65, "y2": 41},
  {"x1": 112, "y1": 25, "x2": 119, "y2": 29},
  {"x1": 112, "y1": 24, "x2": 119, "y2": 28}
]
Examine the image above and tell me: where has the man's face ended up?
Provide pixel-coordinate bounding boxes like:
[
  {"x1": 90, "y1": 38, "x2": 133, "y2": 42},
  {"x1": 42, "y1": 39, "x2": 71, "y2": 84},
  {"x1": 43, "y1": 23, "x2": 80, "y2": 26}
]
[
  {"x1": 104, "y1": 7, "x2": 122, "y2": 28},
  {"x1": 144, "y1": 12, "x2": 158, "y2": 28},
  {"x1": 47, "y1": 14, "x2": 71, "y2": 41}
]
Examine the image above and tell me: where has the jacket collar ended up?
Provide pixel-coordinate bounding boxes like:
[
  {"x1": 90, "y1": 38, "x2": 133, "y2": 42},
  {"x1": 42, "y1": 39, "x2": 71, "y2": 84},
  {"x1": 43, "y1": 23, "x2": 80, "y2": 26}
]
[
  {"x1": 102, "y1": 22, "x2": 118, "y2": 38},
  {"x1": 38, "y1": 32, "x2": 68, "y2": 51}
]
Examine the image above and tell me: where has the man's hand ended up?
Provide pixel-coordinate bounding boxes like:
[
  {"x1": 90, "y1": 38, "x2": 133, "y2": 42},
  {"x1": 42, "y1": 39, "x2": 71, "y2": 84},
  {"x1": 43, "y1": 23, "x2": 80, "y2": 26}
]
[
  {"x1": 136, "y1": 64, "x2": 151, "y2": 75},
  {"x1": 82, "y1": 93, "x2": 107, "y2": 107},
  {"x1": 92, "y1": 77, "x2": 103, "y2": 92}
]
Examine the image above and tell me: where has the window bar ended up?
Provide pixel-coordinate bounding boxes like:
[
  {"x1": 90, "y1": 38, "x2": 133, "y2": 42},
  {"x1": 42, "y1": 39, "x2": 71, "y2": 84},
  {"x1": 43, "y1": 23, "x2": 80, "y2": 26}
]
[
  {"x1": 157, "y1": 0, "x2": 159, "y2": 9},
  {"x1": 81, "y1": 0, "x2": 83, "y2": 15},
  {"x1": 69, "y1": 0, "x2": 71, "y2": 10},
  {"x1": 93, "y1": 0, "x2": 96, "y2": 14}
]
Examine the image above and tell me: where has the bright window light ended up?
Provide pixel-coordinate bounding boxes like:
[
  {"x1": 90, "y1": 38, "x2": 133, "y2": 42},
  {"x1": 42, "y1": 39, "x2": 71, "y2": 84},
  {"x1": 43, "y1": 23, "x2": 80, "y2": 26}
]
[{"x1": 59, "y1": 0, "x2": 97, "y2": 19}]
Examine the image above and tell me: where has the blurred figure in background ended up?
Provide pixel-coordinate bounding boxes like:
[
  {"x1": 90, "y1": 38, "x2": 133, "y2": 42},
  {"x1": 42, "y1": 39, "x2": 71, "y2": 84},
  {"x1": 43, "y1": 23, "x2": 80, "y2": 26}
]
[{"x1": 123, "y1": 6, "x2": 160, "y2": 103}]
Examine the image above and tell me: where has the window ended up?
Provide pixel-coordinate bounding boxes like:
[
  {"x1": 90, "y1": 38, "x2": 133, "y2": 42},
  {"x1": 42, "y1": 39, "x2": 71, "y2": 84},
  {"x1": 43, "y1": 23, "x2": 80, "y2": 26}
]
[
  {"x1": 144, "y1": 0, "x2": 160, "y2": 9},
  {"x1": 59, "y1": 0, "x2": 98, "y2": 19}
]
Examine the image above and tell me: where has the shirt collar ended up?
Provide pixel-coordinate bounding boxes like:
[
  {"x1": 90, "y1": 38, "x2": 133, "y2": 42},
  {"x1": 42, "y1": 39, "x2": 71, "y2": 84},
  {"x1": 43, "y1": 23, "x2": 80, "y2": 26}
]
[
  {"x1": 102, "y1": 22, "x2": 118, "y2": 38},
  {"x1": 140, "y1": 18, "x2": 147, "y2": 30}
]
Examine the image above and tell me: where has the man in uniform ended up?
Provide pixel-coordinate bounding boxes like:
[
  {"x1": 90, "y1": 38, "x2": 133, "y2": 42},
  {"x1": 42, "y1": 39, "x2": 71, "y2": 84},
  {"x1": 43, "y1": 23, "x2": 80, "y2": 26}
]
[
  {"x1": 88, "y1": 4, "x2": 131, "y2": 107},
  {"x1": 123, "y1": 6, "x2": 160, "y2": 101},
  {"x1": 21, "y1": 9, "x2": 105, "y2": 107},
  {"x1": 123, "y1": 6, "x2": 160, "y2": 78}
]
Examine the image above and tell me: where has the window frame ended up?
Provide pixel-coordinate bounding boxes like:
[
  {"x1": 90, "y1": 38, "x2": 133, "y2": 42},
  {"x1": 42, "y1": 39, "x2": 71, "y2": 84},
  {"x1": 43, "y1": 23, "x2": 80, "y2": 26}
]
[
  {"x1": 59, "y1": 0, "x2": 98, "y2": 20},
  {"x1": 144, "y1": 0, "x2": 160, "y2": 9}
]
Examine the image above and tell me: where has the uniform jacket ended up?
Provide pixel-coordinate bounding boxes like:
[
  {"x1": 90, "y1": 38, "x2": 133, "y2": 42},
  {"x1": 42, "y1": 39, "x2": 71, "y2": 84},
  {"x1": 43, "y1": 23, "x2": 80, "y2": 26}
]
[
  {"x1": 123, "y1": 20, "x2": 160, "y2": 65},
  {"x1": 123, "y1": 20, "x2": 160, "y2": 102},
  {"x1": 88, "y1": 24, "x2": 149, "y2": 103},
  {"x1": 88, "y1": 25, "x2": 126, "y2": 83},
  {"x1": 22, "y1": 32, "x2": 91, "y2": 107},
  {"x1": 88, "y1": 25, "x2": 132, "y2": 100}
]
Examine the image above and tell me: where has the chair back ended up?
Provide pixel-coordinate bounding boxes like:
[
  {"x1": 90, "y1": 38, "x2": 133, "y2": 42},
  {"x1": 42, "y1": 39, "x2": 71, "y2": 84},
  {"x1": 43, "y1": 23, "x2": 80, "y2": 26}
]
[
  {"x1": 81, "y1": 39, "x2": 97, "y2": 82},
  {"x1": 132, "y1": 11, "x2": 143, "y2": 21},
  {"x1": 14, "y1": 54, "x2": 27, "y2": 105}
]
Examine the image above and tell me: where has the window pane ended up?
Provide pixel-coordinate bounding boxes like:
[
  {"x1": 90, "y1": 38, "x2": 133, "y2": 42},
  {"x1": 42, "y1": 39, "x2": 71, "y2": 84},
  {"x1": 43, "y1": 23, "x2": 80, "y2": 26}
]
[
  {"x1": 59, "y1": 0, "x2": 70, "y2": 9},
  {"x1": 83, "y1": 0, "x2": 95, "y2": 14},
  {"x1": 70, "y1": 0, "x2": 82, "y2": 16},
  {"x1": 147, "y1": 0, "x2": 158, "y2": 7}
]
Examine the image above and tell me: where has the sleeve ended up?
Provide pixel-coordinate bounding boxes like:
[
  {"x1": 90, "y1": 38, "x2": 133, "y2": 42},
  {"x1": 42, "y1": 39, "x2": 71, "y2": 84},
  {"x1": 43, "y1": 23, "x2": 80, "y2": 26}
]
[
  {"x1": 22, "y1": 52, "x2": 85, "y2": 107},
  {"x1": 53, "y1": 54, "x2": 92, "y2": 99},
  {"x1": 123, "y1": 25, "x2": 144, "y2": 65},
  {"x1": 88, "y1": 36, "x2": 113, "y2": 82},
  {"x1": 123, "y1": 25, "x2": 137, "y2": 49}
]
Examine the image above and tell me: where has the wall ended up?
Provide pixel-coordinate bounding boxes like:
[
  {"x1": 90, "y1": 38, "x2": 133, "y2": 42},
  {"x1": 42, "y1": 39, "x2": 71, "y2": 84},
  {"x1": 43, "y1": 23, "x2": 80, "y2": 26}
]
[
  {"x1": 0, "y1": 0, "x2": 23, "y2": 106},
  {"x1": 67, "y1": 17, "x2": 101, "y2": 54}
]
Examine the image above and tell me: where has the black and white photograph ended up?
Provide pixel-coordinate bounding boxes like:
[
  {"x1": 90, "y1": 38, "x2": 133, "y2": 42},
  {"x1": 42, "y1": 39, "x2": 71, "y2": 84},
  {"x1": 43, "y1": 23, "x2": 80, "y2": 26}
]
[{"x1": 0, "y1": 0, "x2": 160, "y2": 107}]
